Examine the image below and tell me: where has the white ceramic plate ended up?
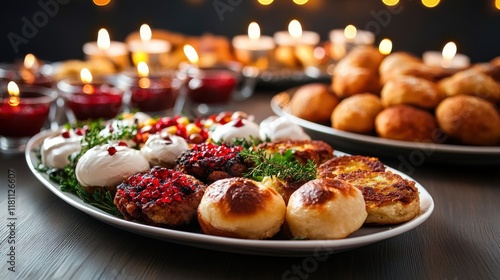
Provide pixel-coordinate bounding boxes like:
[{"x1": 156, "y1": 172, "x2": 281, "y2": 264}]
[
  {"x1": 26, "y1": 129, "x2": 434, "y2": 257},
  {"x1": 271, "y1": 89, "x2": 500, "y2": 165}
]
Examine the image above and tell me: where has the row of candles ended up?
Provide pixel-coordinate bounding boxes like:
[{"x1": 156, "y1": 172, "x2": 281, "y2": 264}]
[
  {"x1": 78, "y1": 21, "x2": 470, "y2": 71},
  {"x1": 0, "y1": 20, "x2": 471, "y2": 153}
]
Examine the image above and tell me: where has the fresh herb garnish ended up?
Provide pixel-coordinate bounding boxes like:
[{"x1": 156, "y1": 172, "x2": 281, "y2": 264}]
[{"x1": 241, "y1": 148, "x2": 317, "y2": 182}]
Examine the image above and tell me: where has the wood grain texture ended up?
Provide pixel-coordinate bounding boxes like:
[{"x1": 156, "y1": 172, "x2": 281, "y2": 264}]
[{"x1": 0, "y1": 92, "x2": 499, "y2": 280}]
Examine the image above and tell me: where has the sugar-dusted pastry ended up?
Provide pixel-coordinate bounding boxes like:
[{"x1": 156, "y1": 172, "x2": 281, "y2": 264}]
[
  {"x1": 331, "y1": 93, "x2": 383, "y2": 134},
  {"x1": 375, "y1": 105, "x2": 438, "y2": 142},
  {"x1": 438, "y1": 69, "x2": 500, "y2": 102},
  {"x1": 198, "y1": 177, "x2": 286, "y2": 239},
  {"x1": 289, "y1": 83, "x2": 339, "y2": 123},
  {"x1": 286, "y1": 177, "x2": 367, "y2": 239},
  {"x1": 436, "y1": 95, "x2": 500, "y2": 146},
  {"x1": 381, "y1": 75, "x2": 445, "y2": 109}
]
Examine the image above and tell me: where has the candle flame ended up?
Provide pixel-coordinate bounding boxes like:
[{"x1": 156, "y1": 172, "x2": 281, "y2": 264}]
[
  {"x1": 80, "y1": 68, "x2": 93, "y2": 84},
  {"x1": 344, "y1": 25, "x2": 357, "y2": 39},
  {"x1": 7, "y1": 81, "x2": 20, "y2": 107},
  {"x1": 378, "y1": 38, "x2": 393, "y2": 55},
  {"x1": 441, "y1": 41, "x2": 457, "y2": 68},
  {"x1": 97, "y1": 28, "x2": 111, "y2": 50},
  {"x1": 248, "y1": 22, "x2": 261, "y2": 40},
  {"x1": 183, "y1": 44, "x2": 199, "y2": 65},
  {"x1": 288, "y1": 19, "x2": 302, "y2": 39},
  {"x1": 137, "y1": 61, "x2": 150, "y2": 78},
  {"x1": 24, "y1": 53, "x2": 38, "y2": 69},
  {"x1": 140, "y1": 24, "x2": 152, "y2": 42}
]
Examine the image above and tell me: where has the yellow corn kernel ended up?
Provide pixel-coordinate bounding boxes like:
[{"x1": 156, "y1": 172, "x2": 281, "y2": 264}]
[
  {"x1": 162, "y1": 125, "x2": 177, "y2": 135},
  {"x1": 203, "y1": 119, "x2": 214, "y2": 128},
  {"x1": 186, "y1": 123, "x2": 201, "y2": 135},
  {"x1": 144, "y1": 118, "x2": 156, "y2": 127},
  {"x1": 176, "y1": 117, "x2": 190, "y2": 126}
]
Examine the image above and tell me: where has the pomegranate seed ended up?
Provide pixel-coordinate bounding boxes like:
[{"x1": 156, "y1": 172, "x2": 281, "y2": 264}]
[
  {"x1": 107, "y1": 146, "x2": 117, "y2": 156},
  {"x1": 61, "y1": 130, "x2": 70, "y2": 138},
  {"x1": 233, "y1": 118, "x2": 244, "y2": 128},
  {"x1": 118, "y1": 141, "x2": 128, "y2": 147},
  {"x1": 74, "y1": 128, "x2": 85, "y2": 136}
]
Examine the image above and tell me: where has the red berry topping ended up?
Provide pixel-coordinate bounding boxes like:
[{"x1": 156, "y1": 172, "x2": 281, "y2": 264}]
[
  {"x1": 116, "y1": 167, "x2": 204, "y2": 206},
  {"x1": 183, "y1": 142, "x2": 243, "y2": 165},
  {"x1": 74, "y1": 127, "x2": 85, "y2": 136},
  {"x1": 118, "y1": 141, "x2": 128, "y2": 147},
  {"x1": 233, "y1": 118, "x2": 244, "y2": 128},
  {"x1": 107, "y1": 146, "x2": 117, "y2": 156},
  {"x1": 61, "y1": 130, "x2": 70, "y2": 138}
]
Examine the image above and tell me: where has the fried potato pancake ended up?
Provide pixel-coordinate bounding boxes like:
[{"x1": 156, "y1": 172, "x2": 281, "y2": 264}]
[
  {"x1": 337, "y1": 170, "x2": 420, "y2": 225},
  {"x1": 317, "y1": 155, "x2": 386, "y2": 178},
  {"x1": 256, "y1": 140, "x2": 334, "y2": 165}
]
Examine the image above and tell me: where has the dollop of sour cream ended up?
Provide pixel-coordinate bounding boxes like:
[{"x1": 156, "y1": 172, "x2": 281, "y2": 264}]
[
  {"x1": 140, "y1": 134, "x2": 189, "y2": 168},
  {"x1": 75, "y1": 144, "x2": 149, "y2": 188},
  {"x1": 211, "y1": 118, "x2": 260, "y2": 144},
  {"x1": 259, "y1": 116, "x2": 311, "y2": 141},
  {"x1": 41, "y1": 129, "x2": 83, "y2": 169}
]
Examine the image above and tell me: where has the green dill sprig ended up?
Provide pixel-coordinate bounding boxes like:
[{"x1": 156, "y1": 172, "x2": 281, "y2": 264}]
[
  {"x1": 229, "y1": 135, "x2": 264, "y2": 149},
  {"x1": 240, "y1": 148, "x2": 317, "y2": 182}
]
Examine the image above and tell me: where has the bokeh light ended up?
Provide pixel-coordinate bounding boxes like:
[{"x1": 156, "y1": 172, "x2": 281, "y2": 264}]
[
  {"x1": 293, "y1": 0, "x2": 309, "y2": 5},
  {"x1": 382, "y1": 0, "x2": 399, "y2": 6},
  {"x1": 378, "y1": 38, "x2": 393, "y2": 55},
  {"x1": 421, "y1": 0, "x2": 440, "y2": 8},
  {"x1": 258, "y1": 0, "x2": 274, "y2": 5},
  {"x1": 93, "y1": 0, "x2": 111, "y2": 6}
]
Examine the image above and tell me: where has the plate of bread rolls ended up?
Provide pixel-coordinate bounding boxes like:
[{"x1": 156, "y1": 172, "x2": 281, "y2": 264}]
[{"x1": 272, "y1": 46, "x2": 500, "y2": 165}]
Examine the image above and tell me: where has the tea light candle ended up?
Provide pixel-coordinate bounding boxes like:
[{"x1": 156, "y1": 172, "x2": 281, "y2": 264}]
[
  {"x1": 117, "y1": 62, "x2": 179, "y2": 115},
  {"x1": 57, "y1": 68, "x2": 123, "y2": 121},
  {"x1": 422, "y1": 42, "x2": 470, "y2": 69},
  {"x1": 274, "y1": 20, "x2": 320, "y2": 47},
  {"x1": 0, "y1": 54, "x2": 54, "y2": 88},
  {"x1": 127, "y1": 24, "x2": 171, "y2": 70},
  {"x1": 273, "y1": 20, "x2": 321, "y2": 68},
  {"x1": 232, "y1": 22, "x2": 275, "y2": 70},
  {"x1": 0, "y1": 81, "x2": 57, "y2": 152},
  {"x1": 329, "y1": 25, "x2": 375, "y2": 60},
  {"x1": 83, "y1": 28, "x2": 130, "y2": 71}
]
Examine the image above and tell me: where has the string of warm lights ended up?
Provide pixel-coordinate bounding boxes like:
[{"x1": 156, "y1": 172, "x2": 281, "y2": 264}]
[{"x1": 92, "y1": 0, "x2": 500, "y2": 10}]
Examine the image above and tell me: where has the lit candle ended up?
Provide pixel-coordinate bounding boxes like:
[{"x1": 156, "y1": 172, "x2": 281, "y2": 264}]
[
  {"x1": 0, "y1": 81, "x2": 57, "y2": 152},
  {"x1": 328, "y1": 25, "x2": 375, "y2": 60},
  {"x1": 274, "y1": 20, "x2": 320, "y2": 46},
  {"x1": 180, "y1": 45, "x2": 238, "y2": 114},
  {"x1": 232, "y1": 22, "x2": 276, "y2": 70},
  {"x1": 57, "y1": 68, "x2": 123, "y2": 121},
  {"x1": 273, "y1": 20, "x2": 321, "y2": 68},
  {"x1": 378, "y1": 38, "x2": 393, "y2": 55},
  {"x1": 0, "y1": 54, "x2": 54, "y2": 88},
  {"x1": 83, "y1": 28, "x2": 130, "y2": 71},
  {"x1": 422, "y1": 42, "x2": 470, "y2": 69},
  {"x1": 128, "y1": 24, "x2": 171, "y2": 70},
  {"x1": 117, "y1": 61, "x2": 179, "y2": 115}
]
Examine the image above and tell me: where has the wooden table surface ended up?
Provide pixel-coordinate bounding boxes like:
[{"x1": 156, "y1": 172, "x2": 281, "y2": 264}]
[{"x1": 1, "y1": 91, "x2": 499, "y2": 280}]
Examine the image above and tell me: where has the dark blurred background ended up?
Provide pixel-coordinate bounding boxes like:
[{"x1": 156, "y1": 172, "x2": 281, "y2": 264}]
[{"x1": 1, "y1": 0, "x2": 499, "y2": 63}]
